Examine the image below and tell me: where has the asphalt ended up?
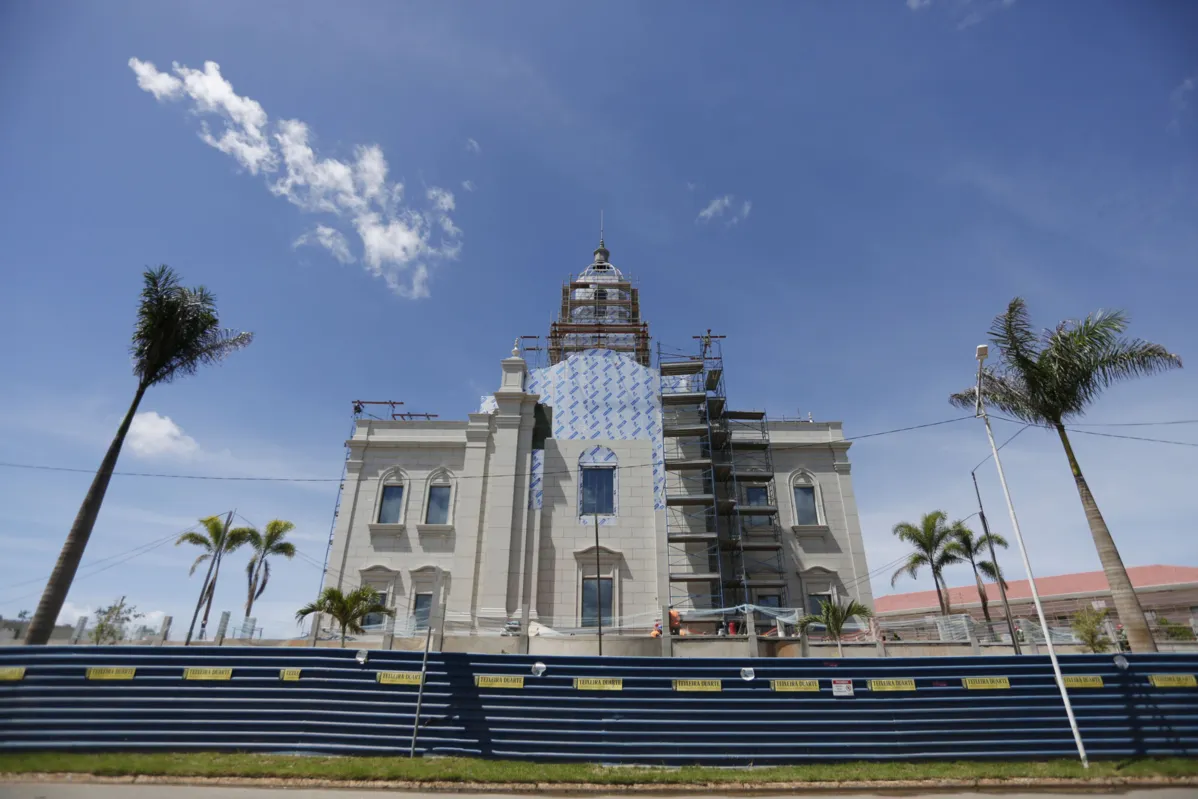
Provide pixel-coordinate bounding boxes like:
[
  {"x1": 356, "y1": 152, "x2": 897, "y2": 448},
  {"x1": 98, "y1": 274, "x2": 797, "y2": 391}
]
[{"x1": 2, "y1": 787, "x2": 1196, "y2": 799}]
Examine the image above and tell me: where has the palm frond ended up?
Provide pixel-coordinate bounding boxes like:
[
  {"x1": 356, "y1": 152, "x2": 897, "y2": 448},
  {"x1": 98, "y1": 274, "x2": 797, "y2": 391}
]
[
  {"x1": 131, "y1": 266, "x2": 253, "y2": 388},
  {"x1": 175, "y1": 531, "x2": 212, "y2": 551},
  {"x1": 891, "y1": 553, "x2": 929, "y2": 587},
  {"x1": 187, "y1": 552, "x2": 211, "y2": 576},
  {"x1": 991, "y1": 297, "x2": 1040, "y2": 378},
  {"x1": 976, "y1": 532, "x2": 1009, "y2": 550},
  {"x1": 224, "y1": 526, "x2": 254, "y2": 552},
  {"x1": 977, "y1": 559, "x2": 1007, "y2": 588}
]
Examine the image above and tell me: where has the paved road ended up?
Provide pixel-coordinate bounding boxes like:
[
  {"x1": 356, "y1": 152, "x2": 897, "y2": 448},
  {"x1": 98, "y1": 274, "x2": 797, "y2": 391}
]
[{"x1": 2, "y1": 787, "x2": 1195, "y2": 799}]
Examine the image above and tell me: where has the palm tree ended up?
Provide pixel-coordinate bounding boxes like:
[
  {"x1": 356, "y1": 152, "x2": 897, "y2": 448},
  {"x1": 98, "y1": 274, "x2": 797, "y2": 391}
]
[
  {"x1": 798, "y1": 597, "x2": 873, "y2": 656},
  {"x1": 24, "y1": 267, "x2": 252, "y2": 645},
  {"x1": 944, "y1": 521, "x2": 1008, "y2": 623},
  {"x1": 951, "y1": 298, "x2": 1181, "y2": 652},
  {"x1": 296, "y1": 586, "x2": 394, "y2": 648},
  {"x1": 243, "y1": 520, "x2": 297, "y2": 619},
  {"x1": 891, "y1": 511, "x2": 962, "y2": 615},
  {"x1": 177, "y1": 516, "x2": 254, "y2": 640}
]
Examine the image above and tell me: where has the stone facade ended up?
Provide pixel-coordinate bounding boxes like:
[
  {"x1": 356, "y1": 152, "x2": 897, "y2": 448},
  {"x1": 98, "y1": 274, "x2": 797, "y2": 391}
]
[{"x1": 322, "y1": 243, "x2": 872, "y2": 641}]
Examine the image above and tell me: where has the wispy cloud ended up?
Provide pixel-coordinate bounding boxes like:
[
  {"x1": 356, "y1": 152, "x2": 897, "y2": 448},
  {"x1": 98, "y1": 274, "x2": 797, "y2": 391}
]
[
  {"x1": 465, "y1": 137, "x2": 481, "y2": 154},
  {"x1": 127, "y1": 412, "x2": 199, "y2": 459},
  {"x1": 697, "y1": 194, "x2": 753, "y2": 226},
  {"x1": 129, "y1": 58, "x2": 460, "y2": 299},
  {"x1": 1169, "y1": 73, "x2": 1197, "y2": 132},
  {"x1": 461, "y1": 179, "x2": 475, "y2": 192},
  {"x1": 293, "y1": 224, "x2": 353, "y2": 264},
  {"x1": 905, "y1": 0, "x2": 1016, "y2": 29}
]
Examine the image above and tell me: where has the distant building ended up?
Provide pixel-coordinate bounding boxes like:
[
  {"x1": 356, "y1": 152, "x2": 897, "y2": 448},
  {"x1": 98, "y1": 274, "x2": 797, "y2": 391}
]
[
  {"x1": 321, "y1": 240, "x2": 872, "y2": 643},
  {"x1": 876, "y1": 565, "x2": 1198, "y2": 632}
]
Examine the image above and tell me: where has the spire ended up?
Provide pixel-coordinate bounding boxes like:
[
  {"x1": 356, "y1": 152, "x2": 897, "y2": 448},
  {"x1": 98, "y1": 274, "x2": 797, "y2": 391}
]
[{"x1": 594, "y1": 211, "x2": 610, "y2": 263}]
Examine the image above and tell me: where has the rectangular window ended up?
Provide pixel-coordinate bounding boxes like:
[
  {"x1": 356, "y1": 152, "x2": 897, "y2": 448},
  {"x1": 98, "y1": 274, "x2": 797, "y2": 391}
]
[
  {"x1": 755, "y1": 594, "x2": 781, "y2": 623},
  {"x1": 806, "y1": 593, "x2": 833, "y2": 615},
  {"x1": 378, "y1": 485, "x2": 404, "y2": 524},
  {"x1": 581, "y1": 467, "x2": 615, "y2": 515},
  {"x1": 425, "y1": 485, "x2": 451, "y2": 524},
  {"x1": 581, "y1": 577, "x2": 613, "y2": 627},
  {"x1": 363, "y1": 590, "x2": 388, "y2": 628},
  {"x1": 412, "y1": 593, "x2": 433, "y2": 630},
  {"x1": 744, "y1": 485, "x2": 770, "y2": 527},
  {"x1": 794, "y1": 485, "x2": 818, "y2": 525}
]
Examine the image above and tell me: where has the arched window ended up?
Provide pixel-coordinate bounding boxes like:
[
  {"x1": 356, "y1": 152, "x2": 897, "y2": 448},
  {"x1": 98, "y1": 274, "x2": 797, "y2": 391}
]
[
  {"x1": 579, "y1": 446, "x2": 618, "y2": 521},
  {"x1": 375, "y1": 468, "x2": 408, "y2": 525},
  {"x1": 790, "y1": 470, "x2": 823, "y2": 526},
  {"x1": 422, "y1": 468, "x2": 456, "y2": 526}
]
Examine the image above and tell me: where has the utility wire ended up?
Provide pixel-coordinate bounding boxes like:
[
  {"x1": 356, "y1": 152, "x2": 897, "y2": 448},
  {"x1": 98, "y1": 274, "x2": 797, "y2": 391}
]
[
  {"x1": 0, "y1": 415, "x2": 979, "y2": 485},
  {"x1": 0, "y1": 518, "x2": 211, "y2": 606},
  {"x1": 990, "y1": 414, "x2": 1198, "y2": 449},
  {"x1": 971, "y1": 423, "x2": 1032, "y2": 473}
]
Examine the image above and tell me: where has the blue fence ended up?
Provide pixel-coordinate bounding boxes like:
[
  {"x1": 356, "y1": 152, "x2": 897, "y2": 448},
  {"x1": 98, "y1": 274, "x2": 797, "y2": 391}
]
[{"x1": 2, "y1": 647, "x2": 1196, "y2": 764}]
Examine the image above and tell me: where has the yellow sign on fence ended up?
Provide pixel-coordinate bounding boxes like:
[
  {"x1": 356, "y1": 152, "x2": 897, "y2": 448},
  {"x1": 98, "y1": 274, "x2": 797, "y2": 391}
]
[
  {"x1": 376, "y1": 671, "x2": 424, "y2": 685},
  {"x1": 1063, "y1": 675, "x2": 1104, "y2": 688},
  {"x1": 182, "y1": 668, "x2": 232, "y2": 681},
  {"x1": 279, "y1": 669, "x2": 302, "y2": 681},
  {"x1": 1149, "y1": 674, "x2": 1197, "y2": 688},
  {"x1": 962, "y1": 676, "x2": 1010, "y2": 690},
  {"x1": 0, "y1": 667, "x2": 25, "y2": 681},
  {"x1": 574, "y1": 677, "x2": 623, "y2": 691},
  {"x1": 475, "y1": 675, "x2": 524, "y2": 689},
  {"x1": 771, "y1": 679, "x2": 820, "y2": 692},
  {"x1": 869, "y1": 678, "x2": 916, "y2": 692},
  {"x1": 86, "y1": 667, "x2": 135, "y2": 680},
  {"x1": 673, "y1": 679, "x2": 722, "y2": 692}
]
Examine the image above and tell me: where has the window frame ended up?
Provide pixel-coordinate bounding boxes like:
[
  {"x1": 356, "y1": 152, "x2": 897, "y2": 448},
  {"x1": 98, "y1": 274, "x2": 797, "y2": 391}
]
[
  {"x1": 370, "y1": 469, "x2": 409, "y2": 530},
  {"x1": 377, "y1": 483, "x2": 405, "y2": 525},
  {"x1": 578, "y1": 446, "x2": 619, "y2": 524},
  {"x1": 580, "y1": 466, "x2": 616, "y2": 516},
  {"x1": 580, "y1": 576, "x2": 614, "y2": 628},
  {"x1": 411, "y1": 592, "x2": 433, "y2": 631},
  {"x1": 420, "y1": 468, "x2": 456, "y2": 529},
  {"x1": 790, "y1": 470, "x2": 825, "y2": 527}
]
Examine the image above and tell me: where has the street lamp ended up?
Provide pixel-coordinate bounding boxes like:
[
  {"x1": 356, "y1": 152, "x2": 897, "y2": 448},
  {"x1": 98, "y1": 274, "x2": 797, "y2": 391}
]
[
  {"x1": 974, "y1": 344, "x2": 1089, "y2": 768},
  {"x1": 969, "y1": 469, "x2": 1021, "y2": 655}
]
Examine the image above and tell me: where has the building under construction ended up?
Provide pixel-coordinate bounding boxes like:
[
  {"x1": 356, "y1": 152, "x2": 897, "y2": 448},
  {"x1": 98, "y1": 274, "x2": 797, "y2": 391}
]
[{"x1": 322, "y1": 240, "x2": 872, "y2": 649}]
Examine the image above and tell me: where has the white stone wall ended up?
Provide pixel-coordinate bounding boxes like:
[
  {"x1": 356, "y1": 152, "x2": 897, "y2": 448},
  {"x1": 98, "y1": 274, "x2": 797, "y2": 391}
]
[{"x1": 768, "y1": 421, "x2": 874, "y2": 613}]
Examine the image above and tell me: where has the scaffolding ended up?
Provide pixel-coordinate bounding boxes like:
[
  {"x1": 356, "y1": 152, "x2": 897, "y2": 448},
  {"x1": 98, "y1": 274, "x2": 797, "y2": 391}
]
[
  {"x1": 658, "y1": 335, "x2": 789, "y2": 617},
  {"x1": 548, "y1": 241, "x2": 650, "y2": 366}
]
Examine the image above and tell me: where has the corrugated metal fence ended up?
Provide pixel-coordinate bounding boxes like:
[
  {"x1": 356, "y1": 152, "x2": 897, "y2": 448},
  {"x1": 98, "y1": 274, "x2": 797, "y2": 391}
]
[{"x1": 2, "y1": 647, "x2": 1196, "y2": 763}]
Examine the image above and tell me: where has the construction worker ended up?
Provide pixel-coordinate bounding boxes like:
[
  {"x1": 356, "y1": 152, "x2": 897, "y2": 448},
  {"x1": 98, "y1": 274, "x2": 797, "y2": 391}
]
[{"x1": 668, "y1": 609, "x2": 681, "y2": 636}]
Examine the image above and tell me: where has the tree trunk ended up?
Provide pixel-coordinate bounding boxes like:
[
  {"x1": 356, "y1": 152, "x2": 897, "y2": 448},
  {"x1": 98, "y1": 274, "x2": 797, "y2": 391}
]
[
  {"x1": 245, "y1": 556, "x2": 262, "y2": 619},
  {"x1": 1054, "y1": 424, "x2": 1157, "y2": 653},
  {"x1": 340, "y1": 623, "x2": 347, "y2": 648},
  {"x1": 972, "y1": 563, "x2": 992, "y2": 623},
  {"x1": 836, "y1": 638, "x2": 843, "y2": 657},
  {"x1": 24, "y1": 384, "x2": 147, "y2": 645},
  {"x1": 200, "y1": 546, "x2": 225, "y2": 638},
  {"x1": 932, "y1": 573, "x2": 948, "y2": 615}
]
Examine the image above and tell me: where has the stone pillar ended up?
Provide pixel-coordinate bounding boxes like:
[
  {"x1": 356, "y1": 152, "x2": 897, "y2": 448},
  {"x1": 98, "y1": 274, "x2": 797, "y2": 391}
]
[
  {"x1": 745, "y1": 611, "x2": 759, "y2": 658},
  {"x1": 213, "y1": 611, "x2": 231, "y2": 646},
  {"x1": 382, "y1": 612, "x2": 396, "y2": 651},
  {"x1": 660, "y1": 604, "x2": 673, "y2": 658},
  {"x1": 70, "y1": 616, "x2": 88, "y2": 645},
  {"x1": 449, "y1": 412, "x2": 497, "y2": 631}
]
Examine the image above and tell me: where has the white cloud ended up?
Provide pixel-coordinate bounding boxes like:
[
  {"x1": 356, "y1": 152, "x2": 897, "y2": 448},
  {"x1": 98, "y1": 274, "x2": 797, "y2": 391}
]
[
  {"x1": 697, "y1": 194, "x2": 732, "y2": 222},
  {"x1": 697, "y1": 194, "x2": 753, "y2": 226},
  {"x1": 461, "y1": 179, "x2": 475, "y2": 192},
  {"x1": 1170, "y1": 74, "x2": 1197, "y2": 132},
  {"x1": 55, "y1": 601, "x2": 93, "y2": 626},
  {"x1": 127, "y1": 411, "x2": 200, "y2": 459},
  {"x1": 906, "y1": 0, "x2": 932, "y2": 9},
  {"x1": 130, "y1": 58, "x2": 460, "y2": 299},
  {"x1": 465, "y1": 138, "x2": 481, "y2": 154},
  {"x1": 294, "y1": 225, "x2": 354, "y2": 264},
  {"x1": 128, "y1": 58, "x2": 183, "y2": 100}
]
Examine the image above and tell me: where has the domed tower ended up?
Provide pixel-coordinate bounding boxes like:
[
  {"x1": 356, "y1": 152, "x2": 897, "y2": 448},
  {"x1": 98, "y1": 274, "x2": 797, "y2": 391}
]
[{"x1": 547, "y1": 240, "x2": 651, "y2": 366}]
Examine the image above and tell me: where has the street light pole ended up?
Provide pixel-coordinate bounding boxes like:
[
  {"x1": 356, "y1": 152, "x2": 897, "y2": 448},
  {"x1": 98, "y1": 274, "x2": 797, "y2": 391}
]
[
  {"x1": 970, "y1": 469, "x2": 1021, "y2": 655},
  {"x1": 974, "y1": 345, "x2": 1088, "y2": 768}
]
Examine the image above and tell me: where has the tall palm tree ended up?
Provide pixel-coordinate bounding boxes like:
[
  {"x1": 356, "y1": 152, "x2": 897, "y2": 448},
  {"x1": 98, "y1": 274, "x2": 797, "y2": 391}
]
[
  {"x1": 951, "y1": 298, "x2": 1181, "y2": 652},
  {"x1": 296, "y1": 586, "x2": 394, "y2": 648},
  {"x1": 24, "y1": 267, "x2": 252, "y2": 645},
  {"x1": 891, "y1": 511, "x2": 962, "y2": 615},
  {"x1": 177, "y1": 516, "x2": 253, "y2": 640},
  {"x1": 944, "y1": 521, "x2": 1008, "y2": 623},
  {"x1": 798, "y1": 597, "x2": 873, "y2": 657},
  {"x1": 243, "y1": 520, "x2": 297, "y2": 619}
]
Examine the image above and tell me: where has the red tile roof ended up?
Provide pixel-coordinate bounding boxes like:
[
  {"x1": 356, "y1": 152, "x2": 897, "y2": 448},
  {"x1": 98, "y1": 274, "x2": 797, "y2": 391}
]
[{"x1": 875, "y1": 565, "x2": 1198, "y2": 615}]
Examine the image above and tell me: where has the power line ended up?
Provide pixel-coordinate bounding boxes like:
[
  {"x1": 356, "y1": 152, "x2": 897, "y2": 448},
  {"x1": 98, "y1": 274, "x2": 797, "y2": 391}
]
[
  {"x1": 990, "y1": 415, "x2": 1198, "y2": 449},
  {"x1": 971, "y1": 423, "x2": 1031, "y2": 473},
  {"x1": 0, "y1": 415, "x2": 979, "y2": 485},
  {"x1": 0, "y1": 518, "x2": 212, "y2": 606},
  {"x1": 1066, "y1": 419, "x2": 1198, "y2": 428}
]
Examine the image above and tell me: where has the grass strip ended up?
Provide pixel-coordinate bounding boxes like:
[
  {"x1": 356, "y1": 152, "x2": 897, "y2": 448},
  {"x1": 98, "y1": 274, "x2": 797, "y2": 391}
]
[{"x1": 3, "y1": 753, "x2": 1198, "y2": 785}]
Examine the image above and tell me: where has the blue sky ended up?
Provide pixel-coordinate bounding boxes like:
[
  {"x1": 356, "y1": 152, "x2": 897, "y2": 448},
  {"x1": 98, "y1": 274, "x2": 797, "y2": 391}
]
[{"x1": 2, "y1": 1, "x2": 1196, "y2": 637}]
